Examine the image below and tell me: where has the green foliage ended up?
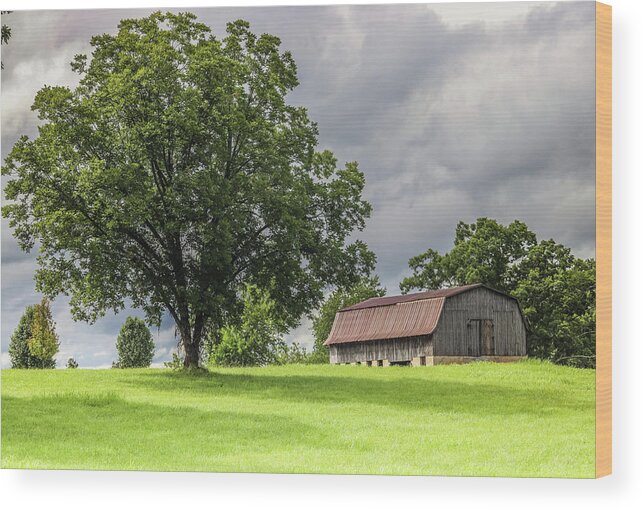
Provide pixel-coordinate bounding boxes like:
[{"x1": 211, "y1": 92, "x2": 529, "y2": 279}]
[
  {"x1": 1, "y1": 11, "x2": 11, "y2": 70},
  {"x1": 163, "y1": 352, "x2": 184, "y2": 370},
  {"x1": 2, "y1": 12, "x2": 374, "y2": 368},
  {"x1": 510, "y1": 240, "x2": 596, "y2": 368},
  {"x1": 210, "y1": 284, "x2": 286, "y2": 367},
  {"x1": 312, "y1": 276, "x2": 386, "y2": 357},
  {"x1": 116, "y1": 317, "x2": 155, "y2": 368},
  {"x1": 400, "y1": 218, "x2": 536, "y2": 293},
  {"x1": 66, "y1": 358, "x2": 79, "y2": 369},
  {"x1": 400, "y1": 218, "x2": 595, "y2": 367},
  {"x1": 304, "y1": 347, "x2": 332, "y2": 365},
  {"x1": 274, "y1": 342, "x2": 311, "y2": 365},
  {"x1": 9, "y1": 305, "x2": 42, "y2": 368},
  {"x1": 27, "y1": 298, "x2": 59, "y2": 369}
]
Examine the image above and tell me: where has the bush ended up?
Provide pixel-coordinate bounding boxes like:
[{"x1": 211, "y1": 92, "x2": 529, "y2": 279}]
[
  {"x1": 28, "y1": 298, "x2": 60, "y2": 368},
  {"x1": 163, "y1": 352, "x2": 184, "y2": 370},
  {"x1": 275, "y1": 342, "x2": 309, "y2": 365},
  {"x1": 210, "y1": 285, "x2": 286, "y2": 367},
  {"x1": 66, "y1": 357, "x2": 79, "y2": 369},
  {"x1": 273, "y1": 342, "x2": 329, "y2": 365},
  {"x1": 305, "y1": 348, "x2": 330, "y2": 365},
  {"x1": 9, "y1": 305, "x2": 41, "y2": 368},
  {"x1": 115, "y1": 317, "x2": 155, "y2": 368}
]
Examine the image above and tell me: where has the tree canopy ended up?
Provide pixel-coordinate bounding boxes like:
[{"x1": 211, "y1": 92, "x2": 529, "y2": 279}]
[
  {"x1": 400, "y1": 218, "x2": 596, "y2": 367},
  {"x1": 400, "y1": 218, "x2": 536, "y2": 294},
  {"x1": 2, "y1": 12, "x2": 374, "y2": 368},
  {"x1": 510, "y1": 240, "x2": 596, "y2": 367},
  {"x1": 1, "y1": 10, "x2": 11, "y2": 70}
]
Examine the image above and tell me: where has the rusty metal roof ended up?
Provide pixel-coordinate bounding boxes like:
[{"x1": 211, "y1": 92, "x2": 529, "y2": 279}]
[
  {"x1": 324, "y1": 283, "x2": 518, "y2": 346},
  {"x1": 339, "y1": 283, "x2": 484, "y2": 312},
  {"x1": 324, "y1": 296, "x2": 445, "y2": 345}
]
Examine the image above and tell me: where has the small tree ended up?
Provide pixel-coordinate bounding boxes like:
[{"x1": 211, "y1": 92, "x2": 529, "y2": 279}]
[
  {"x1": 27, "y1": 298, "x2": 59, "y2": 369},
  {"x1": 9, "y1": 305, "x2": 41, "y2": 368},
  {"x1": 116, "y1": 317, "x2": 155, "y2": 368},
  {"x1": 67, "y1": 357, "x2": 79, "y2": 369},
  {"x1": 210, "y1": 284, "x2": 287, "y2": 367}
]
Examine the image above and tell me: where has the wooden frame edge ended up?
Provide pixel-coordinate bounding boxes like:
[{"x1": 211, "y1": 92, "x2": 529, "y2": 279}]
[{"x1": 595, "y1": 1, "x2": 612, "y2": 479}]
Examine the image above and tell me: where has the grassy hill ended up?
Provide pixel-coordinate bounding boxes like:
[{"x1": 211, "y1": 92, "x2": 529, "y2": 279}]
[{"x1": 1, "y1": 360, "x2": 595, "y2": 477}]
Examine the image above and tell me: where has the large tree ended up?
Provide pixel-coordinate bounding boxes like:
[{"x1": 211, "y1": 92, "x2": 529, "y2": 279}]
[
  {"x1": 509, "y1": 240, "x2": 596, "y2": 367},
  {"x1": 2, "y1": 12, "x2": 374, "y2": 368},
  {"x1": 400, "y1": 218, "x2": 536, "y2": 294}
]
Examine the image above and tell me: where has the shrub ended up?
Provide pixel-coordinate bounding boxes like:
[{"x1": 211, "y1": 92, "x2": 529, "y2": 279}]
[
  {"x1": 305, "y1": 348, "x2": 330, "y2": 365},
  {"x1": 9, "y1": 305, "x2": 40, "y2": 368},
  {"x1": 275, "y1": 342, "x2": 309, "y2": 365},
  {"x1": 164, "y1": 352, "x2": 184, "y2": 370},
  {"x1": 115, "y1": 317, "x2": 155, "y2": 368},
  {"x1": 210, "y1": 285, "x2": 286, "y2": 367},
  {"x1": 67, "y1": 357, "x2": 79, "y2": 369},
  {"x1": 26, "y1": 298, "x2": 59, "y2": 369}
]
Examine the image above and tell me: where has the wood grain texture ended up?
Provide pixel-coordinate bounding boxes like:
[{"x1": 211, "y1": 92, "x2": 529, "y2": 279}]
[
  {"x1": 595, "y1": 1, "x2": 612, "y2": 479},
  {"x1": 434, "y1": 287, "x2": 527, "y2": 357}
]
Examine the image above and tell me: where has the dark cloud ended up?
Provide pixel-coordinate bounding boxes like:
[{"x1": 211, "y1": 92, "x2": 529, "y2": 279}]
[{"x1": 1, "y1": 3, "x2": 596, "y2": 366}]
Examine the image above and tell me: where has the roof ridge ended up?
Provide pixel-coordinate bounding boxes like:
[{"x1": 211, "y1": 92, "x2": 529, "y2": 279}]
[{"x1": 339, "y1": 283, "x2": 484, "y2": 312}]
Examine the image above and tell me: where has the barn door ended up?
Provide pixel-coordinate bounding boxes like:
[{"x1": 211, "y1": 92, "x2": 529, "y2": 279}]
[{"x1": 481, "y1": 319, "x2": 495, "y2": 356}]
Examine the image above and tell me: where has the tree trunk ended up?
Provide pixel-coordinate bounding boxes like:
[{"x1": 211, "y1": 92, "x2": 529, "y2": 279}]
[
  {"x1": 181, "y1": 316, "x2": 204, "y2": 369},
  {"x1": 183, "y1": 339, "x2": 200, "y2": 369}
]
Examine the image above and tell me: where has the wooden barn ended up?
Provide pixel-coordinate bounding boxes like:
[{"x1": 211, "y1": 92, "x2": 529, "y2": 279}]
[{"x1": 324, "y1": 283, "x2": 527, "y2": 366}]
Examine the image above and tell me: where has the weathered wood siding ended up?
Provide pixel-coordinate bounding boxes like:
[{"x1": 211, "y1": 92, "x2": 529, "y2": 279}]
[
  {"x1": 432, "y1": 287, "x2": 527, "y2": 357},
  {"x1": 330, "y1": 335, "x2": 432, "y2": 364}
]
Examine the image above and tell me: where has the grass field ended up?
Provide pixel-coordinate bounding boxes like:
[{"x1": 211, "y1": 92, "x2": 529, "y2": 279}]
[{"x1": 1, "y1": 360, "x2": 595, "y2": 477}]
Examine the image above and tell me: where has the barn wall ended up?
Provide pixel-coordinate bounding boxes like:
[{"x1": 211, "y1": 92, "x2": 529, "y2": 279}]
[
  {"x1": 330, "y1": 335, "x2": 432, "y2": 364},
  {"x1": 432, "y1": 287, "x2": 527, "y2": 356}
]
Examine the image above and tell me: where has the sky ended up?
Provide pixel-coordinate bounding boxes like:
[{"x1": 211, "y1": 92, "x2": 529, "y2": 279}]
[{"x1": 1, "y1": 2, "x2": 596, "y2": 368}]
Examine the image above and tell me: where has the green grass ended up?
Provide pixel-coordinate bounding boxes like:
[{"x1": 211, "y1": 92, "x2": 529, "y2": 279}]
[{"x1": 1, "y1": 360, "x2": 595, "y2": 477}]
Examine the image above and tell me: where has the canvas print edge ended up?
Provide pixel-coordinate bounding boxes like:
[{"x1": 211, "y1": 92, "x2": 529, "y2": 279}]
[{"x1": 595, "y1": 0, "x2": 612, "y2": 479}]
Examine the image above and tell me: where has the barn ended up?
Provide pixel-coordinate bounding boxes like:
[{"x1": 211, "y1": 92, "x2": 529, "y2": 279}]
[{"x1": 324, "y1": 283, "x2": 527, "y2": 366}]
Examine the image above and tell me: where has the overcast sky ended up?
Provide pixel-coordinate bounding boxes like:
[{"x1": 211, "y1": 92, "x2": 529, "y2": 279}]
[{"x1": 1, "y1": 2, "x2": 596, "y2": 368}]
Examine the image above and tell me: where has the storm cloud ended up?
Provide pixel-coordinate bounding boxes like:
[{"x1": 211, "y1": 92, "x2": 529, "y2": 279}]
[{"x1": 1, "y1": 2, "x2": 596, "y2": 367}]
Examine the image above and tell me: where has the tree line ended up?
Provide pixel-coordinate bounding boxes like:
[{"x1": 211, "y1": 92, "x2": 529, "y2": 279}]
[{"x1": 9, "y1": 216, "x2": 596, "y2": 370}]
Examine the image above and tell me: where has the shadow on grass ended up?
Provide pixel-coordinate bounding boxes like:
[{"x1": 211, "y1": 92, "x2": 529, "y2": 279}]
[
  {"x1": 1, "y1": 392, "x2": 328, "y2": 470},
  {"x1": 121, "y1": 368, "x2": 592, "y2": 417}
]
